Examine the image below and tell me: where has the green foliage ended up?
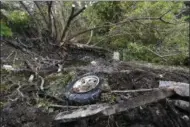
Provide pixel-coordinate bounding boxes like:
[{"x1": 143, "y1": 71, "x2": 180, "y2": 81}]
[
  {"x1": 123, "y1": 43, "x2": 159, "y2": 62},
  {"x1": 166, "y1": 54, "x2": 188, "y2": 66},
  {"x1": 1, "y1": 5, "x2": 30, "y2": 37},
  {"x1": 1, "y1": 1, "x2": 188, "y2": 66},
  {"x1": 7, "y1": 10, "x2": 30, "y2": 34},
  {"x1": 84, "y1": 1, "x2": 188, "y2": 66},
  {"x1": 84, "y1": 1, "x2": 123, "y2": 35},
  {"x1": 0, "y1": 21, "x2": 12, "y2": 37},
  {"x1": 123, "y1": 42, "x2": 188, "y2": 65},
  {"x1": 7, "y1": 10, "x2": 29, "y2": 25},
  {"x1": 85, "y1": 2, "x2": 122, "y2": 24}
]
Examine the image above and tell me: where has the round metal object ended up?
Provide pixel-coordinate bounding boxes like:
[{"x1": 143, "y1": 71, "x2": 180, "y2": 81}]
[{"x1": 72, "y1": 75, "x2": 100, "y2": 93}]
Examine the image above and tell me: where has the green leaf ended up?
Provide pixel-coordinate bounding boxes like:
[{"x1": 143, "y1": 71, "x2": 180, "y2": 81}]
[{"x1": 0, "y1": 21, "x2": 12, "y2": 37}]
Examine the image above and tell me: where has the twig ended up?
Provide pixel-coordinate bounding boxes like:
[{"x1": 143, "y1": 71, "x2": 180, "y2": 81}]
[
  {"x1": 86, "y1": 28, "x2": 94, "y2": 44},
  {"x1": 60, "y1": 5, "x2": 75, "y2": 44},
  {"x1": 67, "y1": 15, "x2": 174, "y2": 42},
  {"x1": 46, "y1": 1, "x2": 53, "y2": 35},
  {"x1": 48, "y1": 104, "x2": 83, "y2": 109},
  {"x1": 159, "y1": 9, "x2": 174, "y2": 24},
  {"x1": 60, "y1": 4, "x2": 86, "y2": 44},
  {"x1": 143, "y1": 46, "x2": 167, "y2": 61},
  {"x1": 5, "y1": 51, "x2": 15, "y2": 60},
  {"x1": 13, "y1": 51, "x2": 17, "y2": 65},
  {"x1": 111, "y1": 88, "x2": 160, "y2": 93},
  {"x1": 17, "y1": 82, "x2": 24, "y2": 97},
  {"x1": 106, "y1": 115, "x2": 111, "y2": 127},
  {"x1": 8, "y1": 98, "x2": 19, "y2": 102},
  {"x1": 38, "y1": 75, "x2": 45, "y2": 91}
]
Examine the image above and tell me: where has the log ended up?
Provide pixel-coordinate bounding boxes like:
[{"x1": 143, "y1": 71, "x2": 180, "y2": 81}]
[{"x1": 54, "y1": 88, "x2": 174, "y2": 122}]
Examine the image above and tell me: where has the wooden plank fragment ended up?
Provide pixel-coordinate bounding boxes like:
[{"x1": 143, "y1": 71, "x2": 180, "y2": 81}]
[{"x1": 55, "y1": 88, "x2": 174, "y2": 122}]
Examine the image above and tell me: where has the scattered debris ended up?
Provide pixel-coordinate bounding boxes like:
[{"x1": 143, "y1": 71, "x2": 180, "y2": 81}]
[
  {"x1": 28, "y1": 74, "x2": 35, "y2": 82},
  {"x1": 2, "y1": 64, "x2": 15, "y2": 71}
]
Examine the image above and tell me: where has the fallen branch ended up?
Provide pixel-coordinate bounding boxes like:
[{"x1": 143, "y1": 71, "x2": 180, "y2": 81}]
[
  {"x1": 67, "y1": 43, "x2": 111, "y2": 53},
  {"x1": 48, "y1": 104, "x2": 84, "y2": 109},
  {"x1": 55, "y1": 88, "x2": 174, "y2": 122},
  {"x1": 111, "y1": 88, "x2": 160, "y2": 93}
]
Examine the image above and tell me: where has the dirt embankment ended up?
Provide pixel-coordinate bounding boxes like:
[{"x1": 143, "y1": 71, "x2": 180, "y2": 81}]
[{"x1": 1, "y1": 43, "x2": 189, "y2": 127}]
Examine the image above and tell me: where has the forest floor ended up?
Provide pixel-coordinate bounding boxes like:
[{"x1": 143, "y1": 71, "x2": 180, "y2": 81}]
[{"x1": 1, "y1": 42, "x2": 189, "y2": 127}]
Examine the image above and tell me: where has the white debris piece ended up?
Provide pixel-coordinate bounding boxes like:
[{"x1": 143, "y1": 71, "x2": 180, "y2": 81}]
[
  {"x1": 91, "y1": 61, "x2": 97, "y2": 66},
  {"x1": 2, "y1": 65, "x2": 15, "y2": 71},
  {"x1": 72, "y1": 4, "x2": 76, "y2": 8},
  {"x1": 57, "y1": 64, "x2": 63, "y2": 72},
  {"x1": 159, "y1": 81, "x2": 189, "y2": 97},
  {"x1": 113, "y1": 51, "x2": 120, "y2": 61},
  {"x1": 182, "y1": 115, "x2": 189, "y2": 121},
  {"x1": 28, "y1": 74, "x2": 34, "y2": 83}
]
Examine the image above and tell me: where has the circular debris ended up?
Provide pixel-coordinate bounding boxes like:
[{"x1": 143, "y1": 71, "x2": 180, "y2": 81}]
[{"x1": 64, "y1": 73, "x2": 102, "y2": 104}]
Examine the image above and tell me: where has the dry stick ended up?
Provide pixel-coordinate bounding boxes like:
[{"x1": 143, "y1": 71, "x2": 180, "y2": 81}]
[
  {"x1": 111, "y1": 88, "x2": 160, "y2": 93},
  {"x1": 60, "y1": 6, "x2": 75, "y2": 44},
  {"x1": 38, "y1": 75, "x2": 45, "y2": 91},
  {"x1": 55, "y1": 88, "x2": 174, "y2": 122},
  {"x1": 46, "y1": 1, "x2": 53, "y2": 35},
  {"x1": 86, "y1": 28, "x2": 94, "y2": 44},
  {"x1": 48, "y1": 104, "x2": 84, "y2": 109},
  {"x1": 5, "y1": 51, "x2": 15, "y2": 60},
  {"x1": 60, "y1": 5, "x2": 86, "y2": 44}
]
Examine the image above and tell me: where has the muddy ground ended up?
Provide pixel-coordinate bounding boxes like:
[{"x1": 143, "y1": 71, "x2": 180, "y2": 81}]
[{"x1": 1, "y1": 43, "x2": 189, "y2": 127}]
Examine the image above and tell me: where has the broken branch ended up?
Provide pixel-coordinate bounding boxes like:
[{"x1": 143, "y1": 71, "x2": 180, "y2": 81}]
[{"x1": 111, "y1": 88, "x2": 160, "y2": 93}]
